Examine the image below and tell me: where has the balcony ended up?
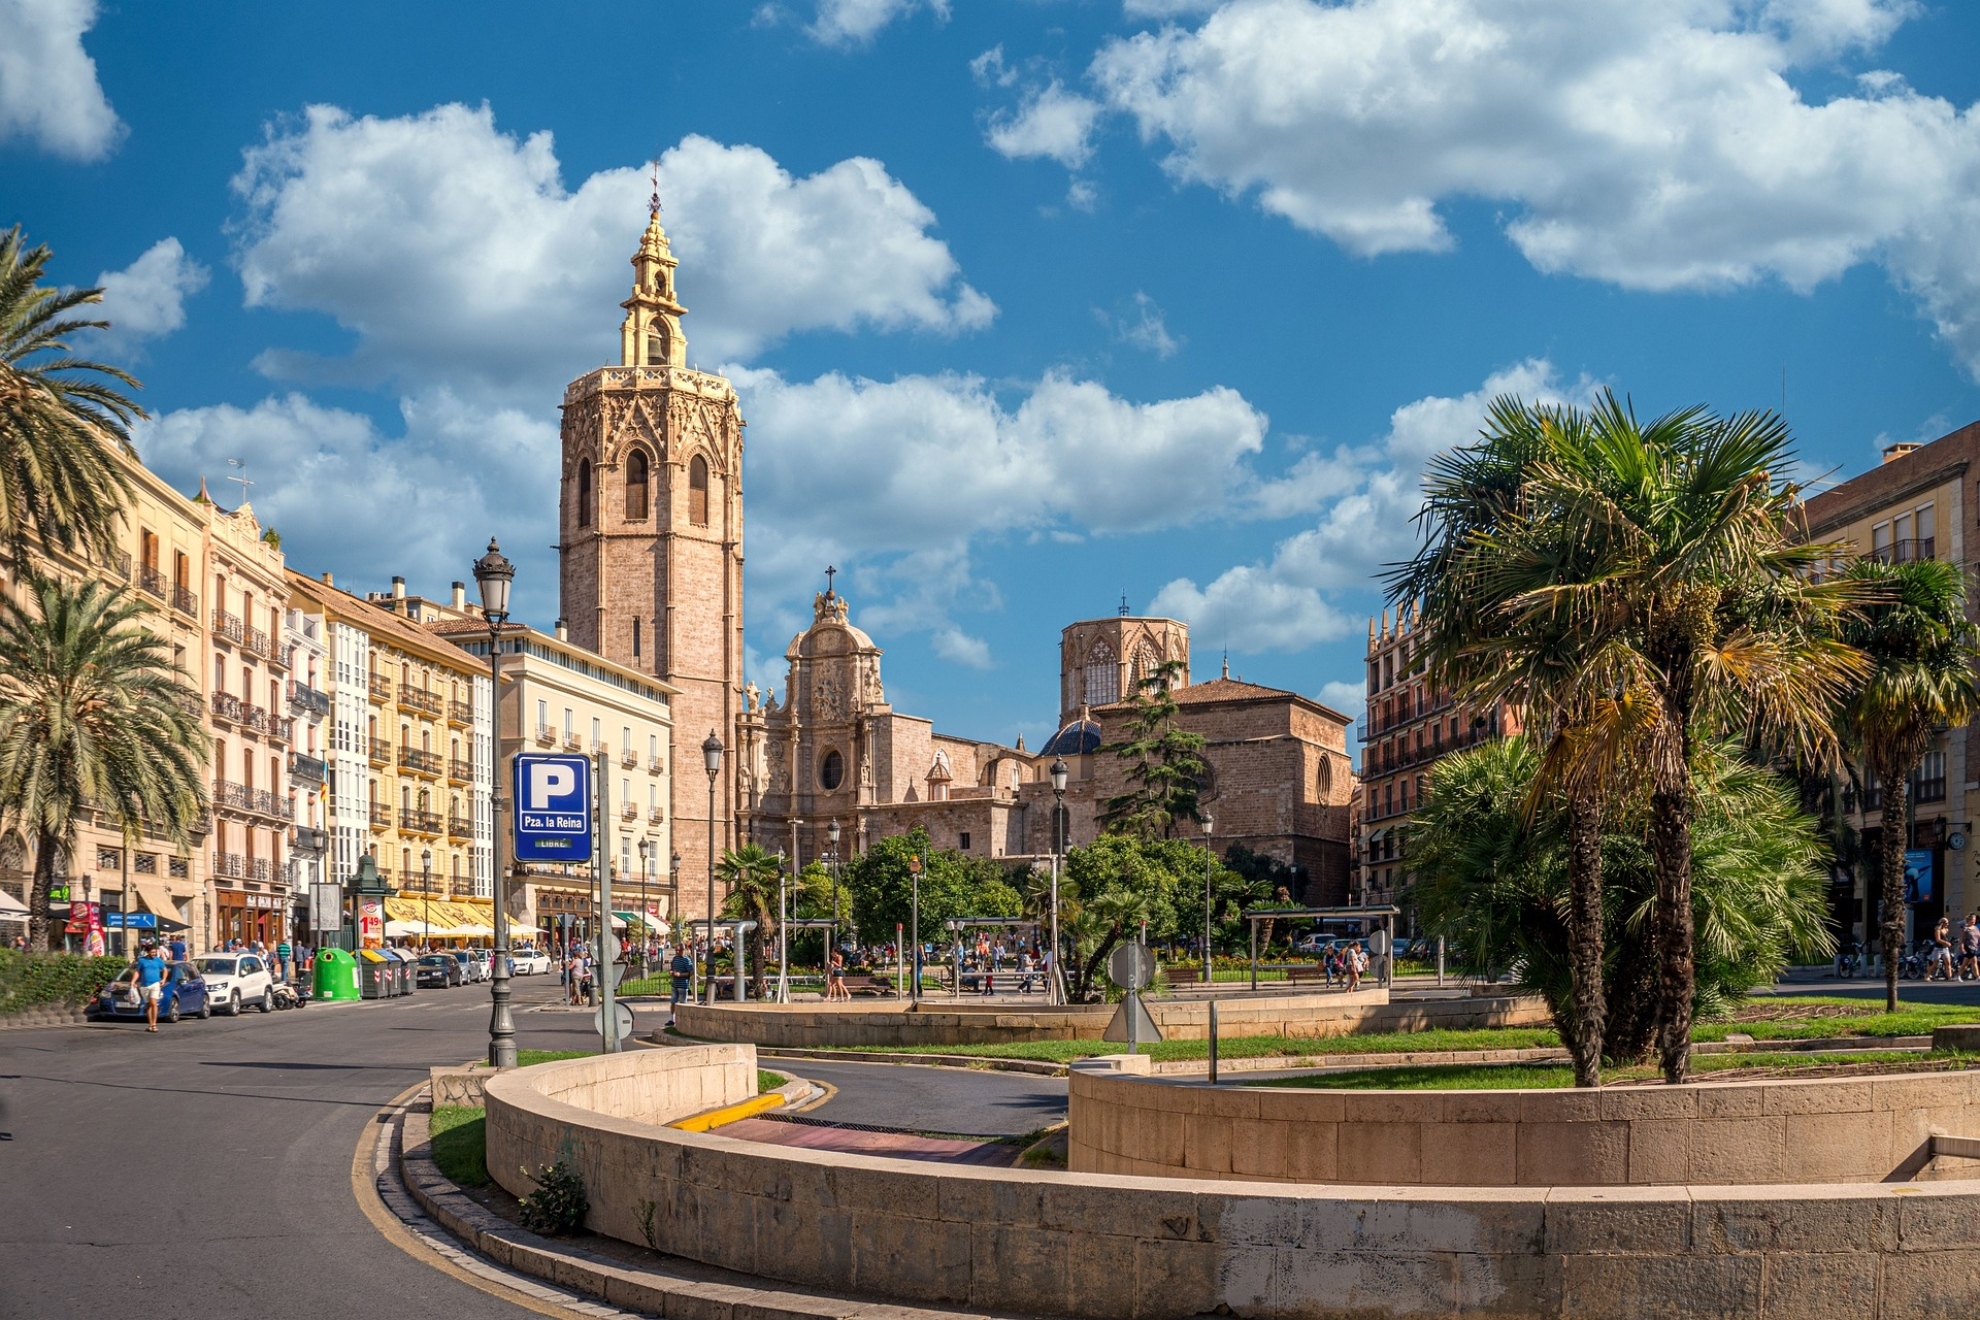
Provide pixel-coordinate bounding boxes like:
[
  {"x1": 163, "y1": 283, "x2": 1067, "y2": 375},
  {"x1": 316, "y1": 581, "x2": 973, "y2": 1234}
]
[
  {"x1": 399, "y1": 747, "x2": 442, "y2": 778},
  {"x1": 648, "y1": 755, "x2": 665, "y2": 774},
  {"x1": 562, "y1": 732, "x2": 583, "y2": 752},
  {"x1": 170, "y1": 584, "x2": 198, "y2": 619},
  {"x1": 367, "y1": 737, "x2": 390, "y2": 767},
  {"x1": 241, "y1": 703, "x2": 269, "y2": 736},
  {"x1": 1867, "y1": 537, "x2": 1935, "y2": 565},
  {"x1": 368, "y1": 801, "x2": 393, "y2": 829},
  {"x1": 592, "y1": 741, "x2": 610, "y2": 758},
  {"x1": 273, "y1": 643, "x2": 294, "y2": 670},
  {"x1": 289, "y1": 752, "x2": 327, "y2": 786},
  {"x1": 212, "y1": 851, "x2": 246, "y2": 880},
  {"x1": 1915, "y1": 776, "x2": 1948, "y2": 805},
  {"x1": 210, "y1": 691, "x2": 243, "y2": 725},
  {"x1": 400, "y1": 873, "x2": 444, "y2": 897},
  {"x1": 448, "y1": 699, "x2": 473, "y2": 727},
  {"x1": 287, "y1": 680, "x2": 330, "y2": 719},
  {"x1": 620, "y1": 750, "x2": 639, "y2": 769},
  {"x1": 398, "y1": 808, "x2": 443, "y2": 836},
  {"x1": 447, "y1": 814, "x2": 473, "y2": 839},
  {"x1": 135, "y1": 563, "x2": 167, "y2": 601},
  {"x1": 367, "y1": 673, "x2": 391, "y2": 704},
  {"x1": 213, "y1": 780, "x2": 291, "y2": 822},
  {"x1": 106, "y1": 549, "x2": 131, "y2": 583},
  {"x1": 246, "y1": 626, "x2": 273, "y2": 661},
  {"x1": 398, "y1": 686, "x2": 443, "y2": 717},
  {"x1": 448, "y1": 757, "x2": 472, "y2": 785},
  {"x1": 620, "y1": 801, "x2": 638, "y2": 820},
  {"x1": 649, "y1": 807, "x2": 665, "y2": 824},
  {"x1": 535, "y1": 723, "x2": 556, "y2": 746},
  {"x1": 291, "y1": 826, "x2": 329, "y2": 853},
  {"x1": 267, "y1": 714, "x2": 294, "y2": 743},
  {"x1": 212, "y1": 609, "x2": 245, "y2": 648}
]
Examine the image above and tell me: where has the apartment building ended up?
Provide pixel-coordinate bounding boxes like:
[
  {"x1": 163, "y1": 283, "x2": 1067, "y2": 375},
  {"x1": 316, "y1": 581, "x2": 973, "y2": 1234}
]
[
  {"x1": 431, "y1": 617, "x2": 674, "y2": 940},
  {"x1": 1802, "y1": 422, "x2": 1978, "y2": 944},
  {"x1": 1355, "y1": 604, "x2": 1521, "y2": 913},
  {"x1": 286, "y1": 571, "x2": 493, "y2": 944}
]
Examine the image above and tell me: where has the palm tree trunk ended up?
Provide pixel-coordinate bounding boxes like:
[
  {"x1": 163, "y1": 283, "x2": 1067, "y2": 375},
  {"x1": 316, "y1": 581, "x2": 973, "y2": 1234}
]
[
  {"x1": 24, "y1": 829, "x2": 57, "y2": 951},
  {"x1": 1879, "y1": 767, "x2": 1910, "y2": 1015},
  {"x1": 1650, "y1": 711, "x2": 1696, "y2": 1085},
  {"x1": 749, "y1": 922, "x2": 769, "y2": 1000},
  {"x1": 1566, "y1": 790, "x2": 1605, "y2": 1087}
]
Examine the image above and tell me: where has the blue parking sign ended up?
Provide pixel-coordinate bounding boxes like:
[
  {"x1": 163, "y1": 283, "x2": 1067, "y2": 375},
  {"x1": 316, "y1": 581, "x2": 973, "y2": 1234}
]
[{"x1": 512, "y1": 753, "x2": 593, "y2": 862}]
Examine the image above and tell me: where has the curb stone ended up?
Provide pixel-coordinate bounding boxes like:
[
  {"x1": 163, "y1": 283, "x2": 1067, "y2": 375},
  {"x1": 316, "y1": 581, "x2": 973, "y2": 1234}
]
[
  {"x1": 0, "y1": 1003, "x2": 94, "y2": 1031},
  {"x1": 394, "y1": 1103, "x2": 1023, "y2": 1319}
]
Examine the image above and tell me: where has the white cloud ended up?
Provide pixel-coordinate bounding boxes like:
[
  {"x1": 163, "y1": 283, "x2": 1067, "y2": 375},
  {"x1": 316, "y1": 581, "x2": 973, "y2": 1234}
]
[
  {"x1": 230, "y1": 104, "x2": 992, "y2": 401},
  {"x1": 93, "y1": 238, "x2": 209, "y2": 344},
  {"x1": 987, "y1": 81, "x2": 1104, "y2": 169},
  {"x1": 1083, "y1": 0, "x2": 1980, "y2": 376},
  {"x1": 732, "y1": 365, "x2": 1270, "y2": 661},
  {"x1": 932, "y1": 626, "x2": 994, "y2": 669},
  {"x1": 0, "y1": 0, "x2": 120, "y2": 160},
  {"x1": 1123, "y1": 0, "x2": 1223, "y2": 16},
  {"x1": 807, "y1": 0, "x2": 949, "y2": 46},
  {"x1": 1318, "y1": 679, "x2": 1364, "y2": 718},
  {"x1": 1151, "y1": 358, "x2": 1584, "y2": 652},
  {"x1": 970, "y1": 46, "x2": 1019, "y2": 89},
  {"x1": 1097, "y1": 291, "x2": 1179, "y2": 357}
]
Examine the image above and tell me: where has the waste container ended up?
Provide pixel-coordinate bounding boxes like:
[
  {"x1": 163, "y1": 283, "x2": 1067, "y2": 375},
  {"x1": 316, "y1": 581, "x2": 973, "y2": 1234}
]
[
  {"x1": 314, "y1": 947, "x2": 361, "y2": 1002},
  {"x1": 357, "y1": 948, "x2": 393, "y2": 998},
  {"x1": 396, "y1": 949, "x2": 417, "y2": 995},
  {"x1": 383, "y1": 948, "x2": 414, "y2": 995}
]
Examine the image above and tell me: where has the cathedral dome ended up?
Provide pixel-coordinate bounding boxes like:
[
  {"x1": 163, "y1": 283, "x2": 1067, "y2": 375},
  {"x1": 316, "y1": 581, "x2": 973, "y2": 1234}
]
[{"x1": 1041, "y1": 719, "x2": 1101, "y2": 756}]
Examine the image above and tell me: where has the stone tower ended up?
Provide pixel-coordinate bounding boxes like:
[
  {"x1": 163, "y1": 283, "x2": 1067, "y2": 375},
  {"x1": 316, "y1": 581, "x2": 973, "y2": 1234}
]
[
  {"x1": 1059, "y1": 614, "x2": 1191, "y2": 724},
  {"x1": 558, "y1": 204, "x2": 745, "y2": 918}
]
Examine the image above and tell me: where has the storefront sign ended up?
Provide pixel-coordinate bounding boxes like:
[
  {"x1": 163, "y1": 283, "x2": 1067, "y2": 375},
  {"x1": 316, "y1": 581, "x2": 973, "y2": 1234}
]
[
  {"x1": 1904, "y1": 848, "x2": 1936, "y2": 904},
  {"x1": 358, "y1": 895, "x2": 383, "y2": 948}
]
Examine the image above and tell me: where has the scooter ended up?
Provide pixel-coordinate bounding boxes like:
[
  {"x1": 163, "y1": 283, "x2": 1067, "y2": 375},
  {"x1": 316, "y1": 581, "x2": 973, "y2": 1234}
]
[{"x1": 271, "y1": 981, "x2": 305, "y2": 1010}]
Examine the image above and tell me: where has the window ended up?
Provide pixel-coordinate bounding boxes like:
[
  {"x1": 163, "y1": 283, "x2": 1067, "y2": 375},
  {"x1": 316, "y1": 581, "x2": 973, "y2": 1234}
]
[
  {"x1": 563, "y1": 708, "x2": 574, "y2": 736},
  {"x1": 625, "y1": 449, "x2": 650, "y2": 520},
  {"x1": 591, "y1": 717, "x2": 601, "y2": 747},
  {"x1": 649, "y1": 733, "x2": 658, "y2": 759},
  {"x1": 623, "y1": 726, "x2": 632, "y2": 754},
  {"x1": 959, "y1": 832, "x2": 972, "y2": 851},
  {"x1": 1082, "y1": 642, "x2": 1118, "y2": 706},
  {"x1": 576, "y1": 460, "x2": 593, "y2": 527},
  {"x1": 649, "y1": 783, "x2": 657, "y2": 810},
  {"x1": 1918, "y1": 503, "x2": 1937, "y2": 557},
  {"x1": 632, "y1": 616, "x2": 640, "y2": 658},
  {"x1": 621, "y1": 778, "x2": 630, "y2": 808},
  {"x1": 536, "y1": 700, "x2": 547, "y2": 732},
  {"x1": 820, "y1": 748, "x2": 845, "y2": 790},
  {"x1": 214, "y1": 656, "x2": 226, "y2": 693},
  {"x1": 688, "y1": 454, "x2": 710, "y2": 526}
]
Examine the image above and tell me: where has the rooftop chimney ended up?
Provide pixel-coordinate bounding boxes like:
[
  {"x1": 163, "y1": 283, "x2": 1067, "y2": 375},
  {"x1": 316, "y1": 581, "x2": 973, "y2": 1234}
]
[
  {"x1": 1882, "y1": 442, "x2": 1922, "y2": 464},
  {"x1": 321, "y1": 571, "x2": 333, "y2": 586},
  {"x1": 391, "y1": 575, "x2": 406, "y2": 598},
  {"x1": 450, "y1": 581, "x2": 466, "y2": 610},
  {"x1": 555, "y1": 617, "x2": 569, "y2": 641}
]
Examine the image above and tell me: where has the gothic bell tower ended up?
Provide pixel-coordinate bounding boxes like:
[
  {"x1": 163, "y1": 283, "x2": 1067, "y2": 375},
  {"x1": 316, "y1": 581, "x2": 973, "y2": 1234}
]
[{"x1": 558, "y1": 200, "x2": 745, "y2": 916}]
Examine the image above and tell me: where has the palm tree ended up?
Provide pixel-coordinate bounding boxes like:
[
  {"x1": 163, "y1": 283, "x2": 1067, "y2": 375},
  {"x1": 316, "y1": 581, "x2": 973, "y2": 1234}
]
[
  {"x1": 718, "y1": 842, "x2": 784, "y2": 999},
  {"x1": 0, "y1": 228, "x2": 143, "y2": 569},
  {"x1": 1837, "y1": 557, "x2": 1979, "y2": 1012},
  {"x1": 5, "y1": 578, "x2": 207, "y2": 950},
  {"x1": 1476, "y1": 393, "x2": 1865, "y2": 1081}
]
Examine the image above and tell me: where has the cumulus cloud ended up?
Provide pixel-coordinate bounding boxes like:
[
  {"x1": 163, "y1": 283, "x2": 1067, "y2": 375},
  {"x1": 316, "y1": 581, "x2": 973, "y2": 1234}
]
[
  {"x1": 986, "y1": 81, "x2": 1104, "y2": 169},
  {"x1": 92, "y1": 238, "x2": 209, "y2": 344},
  {"x1": 1072, "y1": 0, "x2": 1980, "y2": 376},
  {"x1": 807, "y1": 0, "x2": 949, "y2": 45},
  {"x1": 1097, "y1": 291, "x2": 1180, "y2": 358},
  {"x1": 732, "y1": 365, "x2": 1270, "y2": 657},
  {"x1": 0, "y1": 0, "x2": 121, "y2": 160},
  {"x1": 1151, "y1": 358, "x2": 1584, "y2": 652},
  {"x1": 230, "y1": 104, "x2": 992, "y2": 400}
]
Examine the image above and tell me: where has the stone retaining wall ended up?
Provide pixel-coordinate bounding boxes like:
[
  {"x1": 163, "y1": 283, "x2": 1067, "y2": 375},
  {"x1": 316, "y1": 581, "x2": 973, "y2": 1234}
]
[
  {"x1": 1069, "y1": 1069, "x2": 1980, "y2": 1187},
  {"x1": 672, "y1": 988, "x2": 1549, "y2": 1049},
  {"x1": 482, "y1": 1046, "x2": 1980, "y2": 1319}
]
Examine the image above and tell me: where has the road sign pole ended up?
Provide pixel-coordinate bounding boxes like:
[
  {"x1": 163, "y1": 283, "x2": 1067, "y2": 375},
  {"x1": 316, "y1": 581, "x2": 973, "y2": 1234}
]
[{"x1": 597, "y1": 751, "x2": 618, "y2": 1054}]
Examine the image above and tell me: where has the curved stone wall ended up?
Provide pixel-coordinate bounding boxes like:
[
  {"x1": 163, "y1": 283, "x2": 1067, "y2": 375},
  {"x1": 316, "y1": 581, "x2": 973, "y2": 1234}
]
[
  {"x1": 671, "y1": 988, "x2": 1548, "y2": 1049},
  {"x1": 1069, "y1": 1069, "x2": 1980, "y2": 1186},
  {"x1": 483, "y1": 1047, "x2": 1980, "y2": 1319}
]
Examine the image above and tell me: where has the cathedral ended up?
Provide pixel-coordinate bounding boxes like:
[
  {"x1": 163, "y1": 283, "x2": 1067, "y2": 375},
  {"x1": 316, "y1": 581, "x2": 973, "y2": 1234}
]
[{"x1": 557, "y1": 208, "x2": 1355, "y2": 921}]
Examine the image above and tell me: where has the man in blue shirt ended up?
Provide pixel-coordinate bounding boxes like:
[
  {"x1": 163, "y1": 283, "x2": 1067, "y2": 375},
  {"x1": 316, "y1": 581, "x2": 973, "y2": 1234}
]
[{"x1": 134, "y1": 941, "x2": 169, "y2": 1032}]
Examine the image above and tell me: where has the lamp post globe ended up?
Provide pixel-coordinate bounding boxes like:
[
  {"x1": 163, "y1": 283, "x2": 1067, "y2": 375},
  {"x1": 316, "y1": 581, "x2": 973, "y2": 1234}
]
[
  {"x1": 1201, "y1": 814, "x2": 1215, "y2": 987},
  {"x1": 473, "y1": 536, "x2": 516, "y2": 1068},
  {"x1": 701, "y1": 731, "x2": 723, "y2": 1004},
  {"x1": 827, "y1": 818, "x2": 842, "y2": 956}
]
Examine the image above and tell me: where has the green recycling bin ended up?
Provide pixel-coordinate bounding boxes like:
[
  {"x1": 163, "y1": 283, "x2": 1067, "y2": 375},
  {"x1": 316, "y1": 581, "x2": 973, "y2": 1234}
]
[{"x1": 314, "y1": 947, "x2": 361, "y2": 1002}]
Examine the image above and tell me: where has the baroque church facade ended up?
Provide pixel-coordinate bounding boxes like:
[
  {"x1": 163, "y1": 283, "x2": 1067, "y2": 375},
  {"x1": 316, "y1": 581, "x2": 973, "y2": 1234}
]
[{"x1": 558, "y1": 209, "x2": 1355, "y2": 922}]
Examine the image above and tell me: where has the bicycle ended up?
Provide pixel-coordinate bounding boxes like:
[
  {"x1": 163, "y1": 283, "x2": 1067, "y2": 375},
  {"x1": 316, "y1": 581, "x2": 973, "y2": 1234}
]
[{"x1": 1833, "y1": 942, "x2": 1863, "y2": 978}]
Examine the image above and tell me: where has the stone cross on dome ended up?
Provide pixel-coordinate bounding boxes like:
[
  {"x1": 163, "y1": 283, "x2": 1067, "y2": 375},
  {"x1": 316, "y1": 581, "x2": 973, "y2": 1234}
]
[{"x1": 824, "y1": 565, "x2": 837, "y2": 598}]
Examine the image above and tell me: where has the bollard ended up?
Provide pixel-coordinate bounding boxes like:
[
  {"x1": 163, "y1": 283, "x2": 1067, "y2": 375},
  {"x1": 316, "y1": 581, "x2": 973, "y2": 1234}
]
[{"x1": 1208, "y1": 1000, "x2": 1219, "y2": 1085}]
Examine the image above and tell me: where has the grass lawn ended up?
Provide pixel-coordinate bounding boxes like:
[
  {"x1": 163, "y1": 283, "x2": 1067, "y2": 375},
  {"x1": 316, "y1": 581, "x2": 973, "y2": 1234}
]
[
  {"x1": 792, "y1": 997, "x2": 1980, "y2": 1065},
  {"x1": 429, "y1": 1105, "x2": 487, "y2": 1186},
  {"x1": 758, "y1": 1069, "x2": 785, "y2": 1092},
  {"x1": 515, "y1": 1048, "x2": 594, "y2": 1067},
  {"x1": 1253, "y1": 1049, "x2": 1973, "y2": 1090}
]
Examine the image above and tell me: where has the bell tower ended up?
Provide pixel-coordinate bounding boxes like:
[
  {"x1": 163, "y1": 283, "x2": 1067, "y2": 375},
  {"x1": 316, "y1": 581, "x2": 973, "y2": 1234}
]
[{"x1": 558, "y1": 199, "x2": 745, "y2": 916}]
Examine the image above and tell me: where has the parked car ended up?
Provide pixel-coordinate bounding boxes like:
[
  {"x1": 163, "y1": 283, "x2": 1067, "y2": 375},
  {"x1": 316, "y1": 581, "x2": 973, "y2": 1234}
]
[
  {"x1": 197, "y1": 953, "x2": 276, "y2": 1015},
  {"x1": 96, "y1": 961, "x2": 209, "y2": 1024},
  {"x1": 468, "y1": 949, "x2": 493, "y2": 981},
  {"x1": 415, "y1": 953, "x2": 462, "y2": 988},
  {"x1": 511, "y1": 948, "x2": 552, "y2": 976},
  {"x1": 448, "y1": 950, "x2": 484, "y2": 984}
]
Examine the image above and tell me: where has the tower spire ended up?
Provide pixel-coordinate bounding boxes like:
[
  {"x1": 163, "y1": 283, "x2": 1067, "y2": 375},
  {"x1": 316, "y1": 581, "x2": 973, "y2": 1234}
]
[{"x1": 620, "y1": 172, "x2": 688, "y2": 369}]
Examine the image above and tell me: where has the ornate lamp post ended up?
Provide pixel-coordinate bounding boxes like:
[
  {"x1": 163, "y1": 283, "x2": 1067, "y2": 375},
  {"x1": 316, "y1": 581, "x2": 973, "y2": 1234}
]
[
  {"x1": 826, "y1": 818, "x2": 841, "y2": 967},
  {"x1": 701, "y1": 731, "x2": 723, "y2": 1005},
  {"x1": 670, "y1": 850, "x2": 681, "y2": 956},
  {"x1": 1201, "y1": 814, "x2": 1215, "y2": 989},
  {"x1": 473, "y1": 537, "x2": 516, "y2": 1068},
  {"x1": 1050, "y1": 756, "x2": 1067, "y2": 1005},
  {"x1": 421, "y1": 847, "x2": 432, "y2": 950},
  {"x1": 907, "y1": 852, "x2": 923, "y2": 1003},
  {"x1": 637, "y1": 837, "x2": 651, "y2": 973}
]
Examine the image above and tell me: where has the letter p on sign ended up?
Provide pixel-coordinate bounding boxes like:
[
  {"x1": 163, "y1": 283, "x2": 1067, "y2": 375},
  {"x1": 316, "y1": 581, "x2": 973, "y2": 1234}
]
[{"x1": 529, "y1": 762, "x2": 576, "y2": 809}]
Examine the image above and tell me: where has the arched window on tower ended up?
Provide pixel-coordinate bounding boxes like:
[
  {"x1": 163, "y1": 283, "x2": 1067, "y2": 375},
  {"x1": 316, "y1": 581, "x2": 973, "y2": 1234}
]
[
  {"x1": 689, "y1": 455, "x2": 710, "y2": 526},
  {"x1": 625, "y1": 449, "x2": 650, "y2": 520},
  {"x1": 576, "y1": 460, "x2": 593, "y2": 528},
  {"x1": 632, "y1": 617, "x2": 641, "y2": 659},
  {"x1": 645, "y1": 329, "x2": 664, "y2": 363},
  {"x1": 1131, "y1": 643, "x2": 1161, "y2": 696},
  {"x1": 1083, "y1": 641, "x2": 1119, "y2": 707}
]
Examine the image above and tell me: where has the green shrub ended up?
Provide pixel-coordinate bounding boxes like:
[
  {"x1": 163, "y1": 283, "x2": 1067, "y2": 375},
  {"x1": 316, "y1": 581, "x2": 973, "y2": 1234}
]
[
  {"x1": 516, "y1": 1156, "x2": 588, "y2": 1235},
  {"x1": 0, "y1": 949, "x2": 128, "y2": 1014}
]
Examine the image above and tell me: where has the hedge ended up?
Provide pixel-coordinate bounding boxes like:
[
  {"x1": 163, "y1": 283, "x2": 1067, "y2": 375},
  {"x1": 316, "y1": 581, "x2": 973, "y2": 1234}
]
[{"x1": 0, "y1": 949, "x2": 129, "y2": 1015}]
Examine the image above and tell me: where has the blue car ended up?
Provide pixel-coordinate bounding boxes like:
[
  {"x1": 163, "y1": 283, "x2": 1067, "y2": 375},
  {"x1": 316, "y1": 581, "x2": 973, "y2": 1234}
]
[{"x1": 96, "y1": 961, "x2": 211, "y2": 1024}]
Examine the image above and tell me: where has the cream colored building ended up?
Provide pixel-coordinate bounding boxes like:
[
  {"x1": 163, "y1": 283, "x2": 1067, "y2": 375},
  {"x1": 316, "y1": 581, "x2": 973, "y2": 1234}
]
[
  {"x1": 1803, "y1": 425, "x2": 1976, "y2": 946},
  {"x1": 430, "y1": 617, "x2": 675, "y2": 940},
  {"x1": 286, "y1": 571, "x2": 493, "y2": 943}
]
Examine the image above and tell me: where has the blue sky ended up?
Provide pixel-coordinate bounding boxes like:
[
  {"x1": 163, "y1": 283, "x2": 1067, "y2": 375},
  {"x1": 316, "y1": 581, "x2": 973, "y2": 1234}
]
[{"x1": 7, "y1": 0, "x2": 1980, "y2": 759}]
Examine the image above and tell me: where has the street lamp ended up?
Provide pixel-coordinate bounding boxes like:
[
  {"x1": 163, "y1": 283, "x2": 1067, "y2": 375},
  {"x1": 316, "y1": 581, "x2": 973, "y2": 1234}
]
[
  {"x1": 907, "y1": 852, "x2": 923, "y2": 1003},
  {"x1": 473, "y1": 536, "x2": 516, "y2": 1068},
  {"x1": 670, "y1": 849, "x2": 681, "y2": 956},
  {"x1": 1200, "y1": 814, "x2": 1215, "y2": 989},
  {"x1": 421, "y1": 847, "x2": 432, "y2": 951},
  {"x1": 827, "y1": 818, "x2": 841, "y2": 967},
  {"x1": 637, "y1": 838, "x2": 651, "y2": 974},
  {"x1": 774, "y1": 848, "x2": 789, "y2": 1004},
  {"x1": 1050, "y1": 756, "x2": 1067, "y2": 1005},
  {"x1": 701, "y1": 730, "x2": 723, "y2": 1005}
]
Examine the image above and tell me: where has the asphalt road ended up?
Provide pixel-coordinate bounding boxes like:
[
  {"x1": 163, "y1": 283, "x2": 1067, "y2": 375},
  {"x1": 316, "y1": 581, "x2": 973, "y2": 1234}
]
[
  {"x1": 780, "y1": 1056, "x2": 1067, "y2": 1136},
  {"x1": 0, "y1": 974, "x2": 594, "y2": 1320}
]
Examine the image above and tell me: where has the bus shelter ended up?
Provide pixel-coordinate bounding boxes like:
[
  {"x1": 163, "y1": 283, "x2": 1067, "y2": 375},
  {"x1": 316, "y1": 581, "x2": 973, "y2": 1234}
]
[
  {"x1": 940, "y1": 917, "x2": 1052, "y2": 998},
  {"x1": 1240, "y1": 905, "x2": 1402, "y2": 992},
  {"x1": 775, "y1": 917, "x2": 840, "y2": 1002},
  {"x1": 685, "y1": 918, "x2": 758, "y2": 1002}
]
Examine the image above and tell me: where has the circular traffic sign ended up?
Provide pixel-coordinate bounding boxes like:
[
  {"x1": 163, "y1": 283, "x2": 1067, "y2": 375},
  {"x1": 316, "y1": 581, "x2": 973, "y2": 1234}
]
[
  {"x1": 593, "y1": 1000, "x2": 636, "y2": 1041},
  {"x1": 1106, "y1": 943, "x2": 1155, "y2": 990}
]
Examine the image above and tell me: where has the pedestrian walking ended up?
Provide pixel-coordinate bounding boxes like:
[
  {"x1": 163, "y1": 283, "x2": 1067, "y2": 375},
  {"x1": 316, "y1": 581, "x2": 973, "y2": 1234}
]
[
  {"x1": 1931, "y1": 918, "x2": 1956, "y2": 980},
  {"x1": 667, "y1": 947, "x2": 694, "y2": 1024},
  {"x1": 1962, "y1": 915, "x2": 1980, "y2": 980},
  {"x1": 826, "y1": 951, "x2": 848, "y2": 1001},
  {"x1": 134, "y1": 940, "x2": 169, "y2": 1033},
  {"x1": 1345, "y1": 943, "x2": 1367, "y2": 993},
  {"x1": 168, "y1": 934, "x2": 187, "y2": 963},
  {"x1": 276, "y1": 938, "x2": 292, "y2": 984}
]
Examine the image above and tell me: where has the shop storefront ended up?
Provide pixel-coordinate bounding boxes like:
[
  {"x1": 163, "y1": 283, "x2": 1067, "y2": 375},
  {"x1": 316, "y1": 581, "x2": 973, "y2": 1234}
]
[{"x1": 215, "y1": 888, "x2": 287, "y2": 947}]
